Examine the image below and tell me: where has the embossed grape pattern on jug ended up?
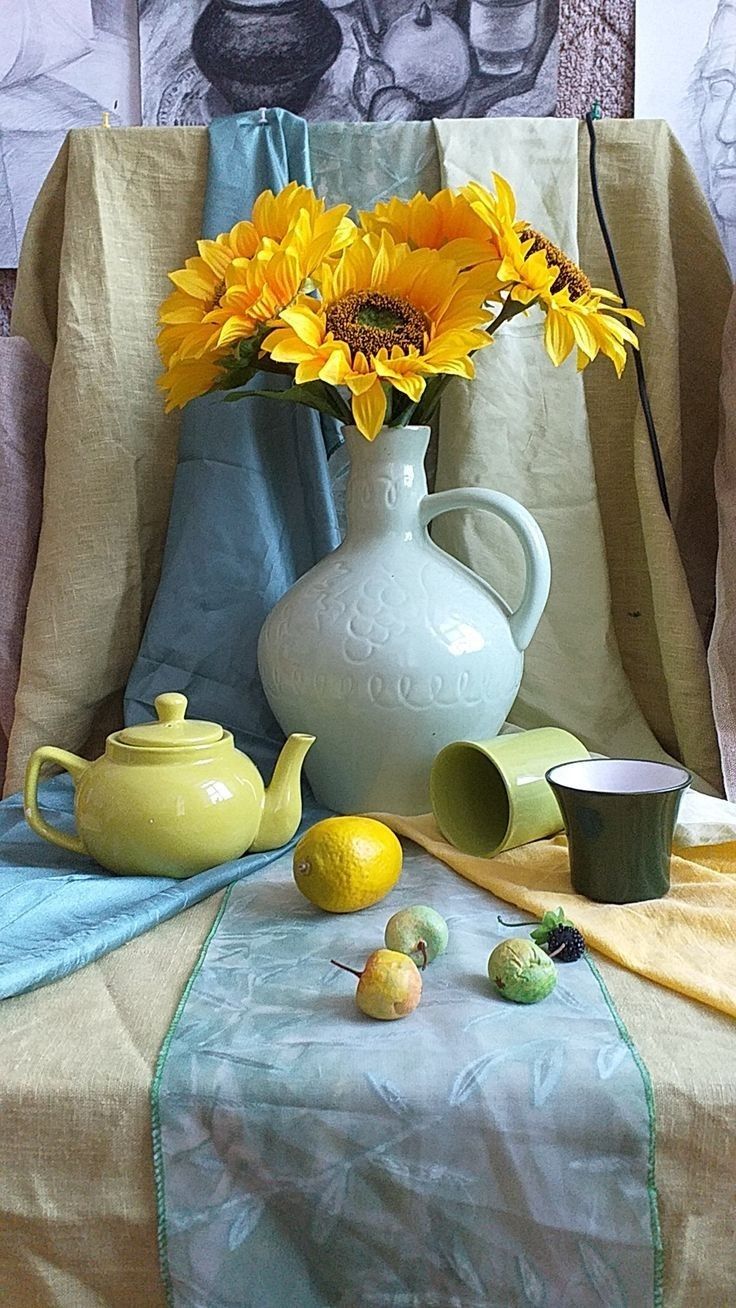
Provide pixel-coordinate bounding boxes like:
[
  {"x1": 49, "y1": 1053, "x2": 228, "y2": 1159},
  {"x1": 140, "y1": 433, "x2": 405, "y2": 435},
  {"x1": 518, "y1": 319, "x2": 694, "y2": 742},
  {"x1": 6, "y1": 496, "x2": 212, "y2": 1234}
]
[{"x1": 258, "y1": 426, "x2": 550, "y2": 814}]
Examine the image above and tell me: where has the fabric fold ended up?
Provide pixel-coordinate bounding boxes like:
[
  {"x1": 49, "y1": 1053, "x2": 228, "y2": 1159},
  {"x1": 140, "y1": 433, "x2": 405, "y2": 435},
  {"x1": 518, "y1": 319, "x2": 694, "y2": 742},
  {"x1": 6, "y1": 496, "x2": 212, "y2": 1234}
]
[
  {"x1": 0, "y1": 776, "x2": 325, "y2": 1001},
  {"x1": 123, "y1": 110, "x2": 341, "y2": 770},
  {"x1": 710, "y1": 284, "x2": 736, "y2": 798},
  {"x1": 377, "y1": 811, "x2": 736, "y2": 1018},
  {"x1": 0, "y1": 112, "x2": 337, "y2": 1001},
  {"x1": 431, "y1": 118, "x2": 726, "y2": 790},
  {"x1": 0, "y1": 336, "x2": 47, "y2": 789}
]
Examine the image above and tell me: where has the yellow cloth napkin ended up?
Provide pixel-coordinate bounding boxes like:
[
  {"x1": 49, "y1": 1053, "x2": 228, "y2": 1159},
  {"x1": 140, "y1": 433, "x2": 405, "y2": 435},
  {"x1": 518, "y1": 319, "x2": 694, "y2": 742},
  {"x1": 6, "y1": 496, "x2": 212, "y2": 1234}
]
[{"x1": 375, "y1": 814, "x2": 736, "y2": 1019}]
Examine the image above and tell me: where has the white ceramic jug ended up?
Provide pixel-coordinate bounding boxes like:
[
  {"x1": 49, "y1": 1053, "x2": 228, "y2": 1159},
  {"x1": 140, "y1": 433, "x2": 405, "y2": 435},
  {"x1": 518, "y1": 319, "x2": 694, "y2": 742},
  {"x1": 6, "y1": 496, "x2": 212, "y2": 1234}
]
[{"x1": 258, "y1": 425, "x2": 551, "y2": 814}]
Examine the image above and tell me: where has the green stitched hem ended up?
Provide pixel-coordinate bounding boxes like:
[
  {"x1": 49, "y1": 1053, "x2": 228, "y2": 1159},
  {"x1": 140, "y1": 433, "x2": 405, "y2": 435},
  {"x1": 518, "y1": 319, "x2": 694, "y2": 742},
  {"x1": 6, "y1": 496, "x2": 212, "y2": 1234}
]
[
  {"x1": 150, "y1": 884, "x2": 235, "y2": 1308},
  {"x1": 586, "y1": 955, "x2": 664, "y2": 1308}
]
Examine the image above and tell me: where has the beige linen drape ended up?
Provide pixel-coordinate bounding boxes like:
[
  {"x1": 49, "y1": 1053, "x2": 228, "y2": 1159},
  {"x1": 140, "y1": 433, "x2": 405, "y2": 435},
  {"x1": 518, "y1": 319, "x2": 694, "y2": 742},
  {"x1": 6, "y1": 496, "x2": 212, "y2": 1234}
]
[
  {"x1": 710, "y1": 286, "x2": 736, "y2": 797},
  {"x1": 1, "y1": 121, "x2": 735, "y2": 1307},
  {"x1": 6, "y1": 129, "x2": 205, "y2": 793},
  {"x1": 5, "y1": 121, "x2": 727, "y2": 797},
  {"x1": 433, "y1": 118, "x2": 728, "y2": 793}
]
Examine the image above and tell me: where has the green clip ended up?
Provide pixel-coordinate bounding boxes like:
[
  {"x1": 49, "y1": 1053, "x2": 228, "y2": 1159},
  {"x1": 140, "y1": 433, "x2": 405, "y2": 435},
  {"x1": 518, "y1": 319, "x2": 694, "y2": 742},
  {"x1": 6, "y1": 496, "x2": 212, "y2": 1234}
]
[{"x1": 590, "y1": 100, "x2": 603, "y2": 120}]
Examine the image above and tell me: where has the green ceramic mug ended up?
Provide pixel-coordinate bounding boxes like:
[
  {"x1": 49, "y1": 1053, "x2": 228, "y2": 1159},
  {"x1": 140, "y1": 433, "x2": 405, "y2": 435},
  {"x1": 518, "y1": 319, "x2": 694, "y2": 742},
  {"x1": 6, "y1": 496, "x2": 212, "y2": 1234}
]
[
  {"x1": 546, "y1": 758, "x2": 692, "y2": 903},
  {"x1": 430, "y1": 727, "x2": 589, "y2": 857}
]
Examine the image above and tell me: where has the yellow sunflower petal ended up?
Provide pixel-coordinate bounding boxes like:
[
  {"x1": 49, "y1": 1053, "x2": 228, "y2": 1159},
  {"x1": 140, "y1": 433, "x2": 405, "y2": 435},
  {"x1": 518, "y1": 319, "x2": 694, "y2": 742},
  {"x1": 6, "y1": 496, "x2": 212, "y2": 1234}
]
[
  {"x1": 217, "y1": 315, "x2": 257, "y2": 349},
  {"x1": 351, "y1": 378, "x2": 387, "y2": 440},
  {"x1": 197, "y1": 239, "x2": 233, "y2": 279},
  {"x1": 169, "y1": 265, "x2": 217, "y2": 301},
  {"x1": 318, "y1": 344, "x2": 351, "y2": 386},
  {"x1": 278, "y1": 304, "x2": 326, "y2": 349},
  {"x1": 543, "y1": 308, "x2": 575, "y2": 367},
  {"x1": 157, "y1": 356, "x2": 223, "y2": 411},
  {"x1": 346, "y1": 370, "x2": 378, "y2": 396},
  {"x1": 295, "y1": 357, "x2": 330, "y2": 384}
]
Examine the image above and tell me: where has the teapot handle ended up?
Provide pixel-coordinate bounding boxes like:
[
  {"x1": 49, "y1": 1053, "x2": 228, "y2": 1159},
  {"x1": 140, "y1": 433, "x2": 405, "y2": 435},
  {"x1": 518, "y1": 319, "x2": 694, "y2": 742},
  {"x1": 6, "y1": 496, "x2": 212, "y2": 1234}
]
[
  {"x1": 24, "y1": 746, "x2": 90, "y2": 856},
  {"x1": 419, "y1": 487, "x2": 551, "y2": 652}
]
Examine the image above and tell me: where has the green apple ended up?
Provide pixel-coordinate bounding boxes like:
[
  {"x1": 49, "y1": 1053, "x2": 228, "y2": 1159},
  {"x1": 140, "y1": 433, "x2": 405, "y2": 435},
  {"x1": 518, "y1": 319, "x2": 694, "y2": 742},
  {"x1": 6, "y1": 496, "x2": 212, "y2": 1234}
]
[{"x1": 488, "y1": 938, "x2": 557, "y2": 1004}]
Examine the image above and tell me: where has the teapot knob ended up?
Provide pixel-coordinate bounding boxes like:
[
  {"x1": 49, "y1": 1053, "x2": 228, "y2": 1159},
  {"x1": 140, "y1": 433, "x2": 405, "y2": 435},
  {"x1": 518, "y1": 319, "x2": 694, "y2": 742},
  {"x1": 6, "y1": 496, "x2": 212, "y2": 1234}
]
[{"x1": 155, "y1": 692, "x2": 188, "y2": 723}]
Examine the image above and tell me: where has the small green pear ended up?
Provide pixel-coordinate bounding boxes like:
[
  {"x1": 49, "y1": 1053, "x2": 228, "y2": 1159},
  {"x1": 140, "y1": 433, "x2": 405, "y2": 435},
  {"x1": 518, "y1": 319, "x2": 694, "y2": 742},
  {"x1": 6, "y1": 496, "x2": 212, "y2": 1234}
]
[
  {"x1": 332, "y1": 949, "x2": 422, "y2": 1020},
  {"x1": 384, "y1": 905, "x2": 449, "y2": 969},
  {"x1": 488, "y1": 938, "x2": 557, "y2": 1004}
]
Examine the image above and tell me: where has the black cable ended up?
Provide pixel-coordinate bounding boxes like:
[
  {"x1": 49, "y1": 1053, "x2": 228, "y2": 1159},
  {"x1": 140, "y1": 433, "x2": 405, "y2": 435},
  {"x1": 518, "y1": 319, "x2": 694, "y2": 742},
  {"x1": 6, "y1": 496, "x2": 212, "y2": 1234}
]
[{"x1": 584, "y1": 111, "x2": 672, "y2": 520}]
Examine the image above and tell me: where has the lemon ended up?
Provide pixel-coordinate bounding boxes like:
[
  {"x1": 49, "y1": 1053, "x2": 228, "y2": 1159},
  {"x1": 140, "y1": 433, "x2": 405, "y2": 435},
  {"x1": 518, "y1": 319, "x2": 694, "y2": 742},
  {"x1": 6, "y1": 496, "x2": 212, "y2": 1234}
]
[{"x1": 293, "y1": 817, "x2": 402, "y2": 912}]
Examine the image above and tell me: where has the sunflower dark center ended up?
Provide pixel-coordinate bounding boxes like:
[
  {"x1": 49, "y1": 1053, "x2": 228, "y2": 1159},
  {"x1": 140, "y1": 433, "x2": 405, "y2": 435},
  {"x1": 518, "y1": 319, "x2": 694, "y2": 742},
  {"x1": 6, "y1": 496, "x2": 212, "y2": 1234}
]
[
  {"x1": 325, "y1": 291, "x2": 428, "y2": 358},
  {"x1": 520, "y1": 228, "x2": 591, "y2": 301}
]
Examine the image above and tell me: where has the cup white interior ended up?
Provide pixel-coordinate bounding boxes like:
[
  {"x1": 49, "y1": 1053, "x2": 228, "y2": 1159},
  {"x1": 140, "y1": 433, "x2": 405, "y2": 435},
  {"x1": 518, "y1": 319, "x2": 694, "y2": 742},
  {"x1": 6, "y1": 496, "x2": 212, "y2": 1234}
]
[{"x1": 546, "y1": 758, "x2": 691, "y2": 794}]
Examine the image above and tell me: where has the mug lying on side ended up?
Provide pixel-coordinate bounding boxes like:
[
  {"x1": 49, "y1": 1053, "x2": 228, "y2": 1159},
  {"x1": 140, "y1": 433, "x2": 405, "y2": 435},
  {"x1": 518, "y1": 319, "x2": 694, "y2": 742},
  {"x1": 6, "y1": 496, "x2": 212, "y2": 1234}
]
[{"x1": 430, "y1": 727, "x2": 589, "y2": 858}]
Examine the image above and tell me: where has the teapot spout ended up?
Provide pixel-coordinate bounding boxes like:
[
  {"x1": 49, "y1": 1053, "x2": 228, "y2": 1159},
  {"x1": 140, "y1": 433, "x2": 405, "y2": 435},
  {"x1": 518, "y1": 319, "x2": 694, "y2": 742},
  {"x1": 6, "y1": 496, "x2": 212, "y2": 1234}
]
[{"x1": 250, "y1": 734, "x2": 315, "y2": 853}]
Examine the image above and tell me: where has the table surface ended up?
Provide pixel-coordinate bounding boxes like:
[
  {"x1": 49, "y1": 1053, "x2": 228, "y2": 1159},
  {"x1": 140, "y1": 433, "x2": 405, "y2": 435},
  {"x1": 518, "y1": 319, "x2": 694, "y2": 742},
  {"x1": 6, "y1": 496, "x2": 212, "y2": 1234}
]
[{"x1": 0, "y1": 874, "x2": 734, "y2": 1308}]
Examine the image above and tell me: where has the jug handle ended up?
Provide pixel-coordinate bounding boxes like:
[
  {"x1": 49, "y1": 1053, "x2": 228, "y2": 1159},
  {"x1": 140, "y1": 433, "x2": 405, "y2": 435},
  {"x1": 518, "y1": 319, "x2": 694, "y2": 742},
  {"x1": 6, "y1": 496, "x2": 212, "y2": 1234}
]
[
  {"x1": 419, "y1": 487, "x2": 551, "y2": 652},
  {"x1": 24, "y1": 746, "x2": 90, "y2": 856}
]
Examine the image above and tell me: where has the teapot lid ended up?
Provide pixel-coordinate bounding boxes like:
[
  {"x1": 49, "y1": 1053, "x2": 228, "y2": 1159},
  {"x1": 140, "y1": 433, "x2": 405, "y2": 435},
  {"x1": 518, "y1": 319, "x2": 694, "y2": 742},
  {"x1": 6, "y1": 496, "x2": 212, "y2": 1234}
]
[{"x1": 118, "y1": 693, "x2": 224, "y2": 749}]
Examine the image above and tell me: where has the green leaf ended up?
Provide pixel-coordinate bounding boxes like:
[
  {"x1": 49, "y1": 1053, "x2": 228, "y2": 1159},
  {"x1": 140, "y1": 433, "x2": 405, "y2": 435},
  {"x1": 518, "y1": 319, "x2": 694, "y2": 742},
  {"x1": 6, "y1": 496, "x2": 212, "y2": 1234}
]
[
  {"x1": 533, "y1": 907, "x2": 575, "y2": 945},
  {"x1": 223, "y1": 380, "x2": 351, "y2": 424},
  {"x1": 213, "y1": 332, "x2": 271, "y2": 392},
  {"x1": 215, "y1": 363, "x2": 258, "y2": 391}
]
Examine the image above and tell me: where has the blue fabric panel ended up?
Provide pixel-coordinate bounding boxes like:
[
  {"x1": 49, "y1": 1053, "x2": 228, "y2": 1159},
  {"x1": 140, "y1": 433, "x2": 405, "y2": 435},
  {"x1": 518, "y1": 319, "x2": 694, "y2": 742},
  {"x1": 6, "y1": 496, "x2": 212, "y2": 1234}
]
[
  {"x1": 124, "y1": 110, "x2": 341, "y2": 772},
  {"x1": 0, "y1": 777, "x2": 324, "y2": 1000},
  {"x1": 0, "y1": 112, "x2": 335, "y2": 1000}
]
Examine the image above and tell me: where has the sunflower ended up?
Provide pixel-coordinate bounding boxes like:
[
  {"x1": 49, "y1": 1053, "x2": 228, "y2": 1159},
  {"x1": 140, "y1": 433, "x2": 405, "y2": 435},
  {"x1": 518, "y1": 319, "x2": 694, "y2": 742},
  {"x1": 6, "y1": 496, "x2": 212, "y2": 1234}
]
[
  {"x1": 213, "y1": 204, "x2": 352, "y2": 353},
  {"x1": 156, "y1": 355, "x2": 227, "y2": 412},
  {"x1": 260, "y1": 232, "x2": 493, "y2": 440},
  {"x1": 228, "y1": 182, "x2": 355, "y2": 261},
  {"x1": 463, "y1": 173, "x2": 644, "y2": 375},
  {"x1": 157, "y1": 187, "x2": 353, "y2": 410},
  {"x1": 503, "y1": 226, "x2": 643, "y2": 376},
  {"x1": 358, "y1": 189, "x2": 503, "y2": 278}
]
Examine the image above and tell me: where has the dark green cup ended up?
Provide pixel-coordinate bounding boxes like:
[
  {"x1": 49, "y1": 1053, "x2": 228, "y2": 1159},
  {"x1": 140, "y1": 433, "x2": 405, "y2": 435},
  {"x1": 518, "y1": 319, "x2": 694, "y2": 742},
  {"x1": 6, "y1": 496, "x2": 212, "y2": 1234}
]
[{"x1": 545, "y1": 758, "x2": 691, "y2": 904}]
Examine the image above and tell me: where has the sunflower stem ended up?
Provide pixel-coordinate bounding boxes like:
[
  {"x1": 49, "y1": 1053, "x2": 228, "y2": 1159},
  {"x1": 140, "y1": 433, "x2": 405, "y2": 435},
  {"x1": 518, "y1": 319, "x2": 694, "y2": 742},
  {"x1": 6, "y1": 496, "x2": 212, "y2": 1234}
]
[
  {"x1": 486, "y1": 294, "x2": 538, "y2": 336},
  {"x1": 413, "y1": 374, "x2": 451, "y2": 426}
]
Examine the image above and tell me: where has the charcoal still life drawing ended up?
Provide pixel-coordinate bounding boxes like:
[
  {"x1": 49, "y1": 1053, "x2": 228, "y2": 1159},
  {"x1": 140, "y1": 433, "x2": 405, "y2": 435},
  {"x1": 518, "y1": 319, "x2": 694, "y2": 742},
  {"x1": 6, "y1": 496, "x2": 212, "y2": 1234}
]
[
  {"x1": 0, "y1": 0, "x2": 140, "y2": 265},
  {"x1": 139, "y1": 0, "x2": 559, "y2": 125}
]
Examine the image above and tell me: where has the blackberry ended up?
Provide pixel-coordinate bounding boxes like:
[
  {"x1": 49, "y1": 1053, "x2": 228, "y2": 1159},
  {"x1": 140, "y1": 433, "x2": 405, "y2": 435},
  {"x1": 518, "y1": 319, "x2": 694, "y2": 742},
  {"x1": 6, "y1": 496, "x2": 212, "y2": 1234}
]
[{"x1": 545, "y1": 924, "x2": 585, "y2": 963}]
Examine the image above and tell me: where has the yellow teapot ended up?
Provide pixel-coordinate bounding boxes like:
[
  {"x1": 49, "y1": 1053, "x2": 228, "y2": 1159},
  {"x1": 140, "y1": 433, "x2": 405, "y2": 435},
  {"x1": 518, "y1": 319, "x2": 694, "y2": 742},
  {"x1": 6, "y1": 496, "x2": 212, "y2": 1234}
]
[{"x1": 23, "y1": 693, "x2": 315, "y2": 878}]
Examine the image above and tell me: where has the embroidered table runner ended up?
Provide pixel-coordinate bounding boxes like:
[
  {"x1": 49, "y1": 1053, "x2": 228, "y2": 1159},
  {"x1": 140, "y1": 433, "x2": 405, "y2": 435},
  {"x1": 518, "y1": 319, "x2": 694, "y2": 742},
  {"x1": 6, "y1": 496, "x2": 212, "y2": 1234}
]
[{"x1": 154, "y1": 843, "x2": 661, "y2": 1308}]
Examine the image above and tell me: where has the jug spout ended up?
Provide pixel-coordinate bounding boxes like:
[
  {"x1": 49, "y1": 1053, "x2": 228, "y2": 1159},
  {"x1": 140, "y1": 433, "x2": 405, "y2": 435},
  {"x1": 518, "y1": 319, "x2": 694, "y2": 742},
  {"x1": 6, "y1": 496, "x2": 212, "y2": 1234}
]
[{"x1": 251, "y1": 734, "x2": 315, "y2": 852}]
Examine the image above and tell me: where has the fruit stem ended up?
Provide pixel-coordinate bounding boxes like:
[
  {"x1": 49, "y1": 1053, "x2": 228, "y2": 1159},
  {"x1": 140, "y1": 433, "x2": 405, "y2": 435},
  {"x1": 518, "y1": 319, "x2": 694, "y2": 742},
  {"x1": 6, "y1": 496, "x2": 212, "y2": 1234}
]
[
  {"x1": 497, "y1": 916, "x2": 535, "y2": 928},
  {"x1": 331, "y1": 959, "x2": 362, "y2": 978},
  {"x1": 547, "y1": 944, "x2": 566, "y2": 959},
  {"x1": 417, "y1": 940, "x2": 428, "y2": 971}
]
